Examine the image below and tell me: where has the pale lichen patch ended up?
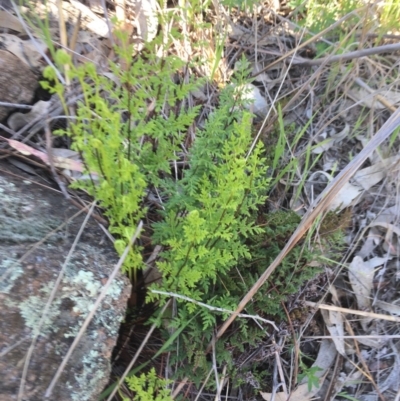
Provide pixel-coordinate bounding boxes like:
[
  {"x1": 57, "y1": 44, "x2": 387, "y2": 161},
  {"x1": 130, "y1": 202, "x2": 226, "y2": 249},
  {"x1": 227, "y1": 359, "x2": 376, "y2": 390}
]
[
  {"x1": 0, "y1": 176, "x2": 61, "y2": 243},
  {"x1": 16, "y1": 261, "x2": 125, "y2": 339},
  {"x1": 68, "y1": 349, "x2": 106, "y2": 401},
  {"x1": 0, "y1": 255, "x2": 23, "y2": 294}
]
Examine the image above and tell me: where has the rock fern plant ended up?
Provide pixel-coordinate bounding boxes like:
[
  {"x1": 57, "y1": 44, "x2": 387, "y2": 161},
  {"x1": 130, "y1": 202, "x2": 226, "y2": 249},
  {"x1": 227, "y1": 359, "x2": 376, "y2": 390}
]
[
  {"x1": 40, "y1": 11, "x2": 338, "y2": 397},
  {"x1": 42, "y1": 29, "x2": 201, "y2": 275}
]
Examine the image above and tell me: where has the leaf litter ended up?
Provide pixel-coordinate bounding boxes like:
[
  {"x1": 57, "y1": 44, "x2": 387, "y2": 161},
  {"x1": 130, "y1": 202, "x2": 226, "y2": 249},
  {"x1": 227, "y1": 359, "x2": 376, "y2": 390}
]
[{"x1": 1, "y1": 1, "x2": 400, "y2": 401}]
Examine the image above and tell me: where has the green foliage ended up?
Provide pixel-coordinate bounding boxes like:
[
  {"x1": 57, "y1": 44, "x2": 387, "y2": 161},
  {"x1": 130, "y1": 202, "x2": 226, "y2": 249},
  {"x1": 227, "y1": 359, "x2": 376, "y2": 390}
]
[
  {"x1": 288, "y1": 0, "x2": 363, "y2": 34},
  {"x1": 288, "y1": 0, "x2": 400, "y2": 54},
  {"x1": 41, "y1": 4, "x2": 345, "y2": 394},
  {"x1": 298, "y1": 360, "x2": 323, "y2": 392},
  {"x1": 123, "y1": 368, "x2": 173, "y2": 401},
  {"x1": 43, "y1": 30, "x2": 200, "y2": 273},
  {"x1": 149, "y1": 79, "x2": 269, "y2": 302},
  {"x1": 220, "y1": 0, "x2": 261, "y2": 10},
  {"x1": 245, "y1": 210, "x2": 321, "y2": 318},
  {"x1": 337, "y1": 392, "x2": 362, "y2": 401},
  {"x1": 154, "y1": 207, "x2": 329, "y2": 386}
]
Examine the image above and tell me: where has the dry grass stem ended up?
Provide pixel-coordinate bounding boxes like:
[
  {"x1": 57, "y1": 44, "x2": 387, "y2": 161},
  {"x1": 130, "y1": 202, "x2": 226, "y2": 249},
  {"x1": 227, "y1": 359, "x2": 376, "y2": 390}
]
[{"x1": 305, "y1": 301, "x2": 400, "y2": 323}]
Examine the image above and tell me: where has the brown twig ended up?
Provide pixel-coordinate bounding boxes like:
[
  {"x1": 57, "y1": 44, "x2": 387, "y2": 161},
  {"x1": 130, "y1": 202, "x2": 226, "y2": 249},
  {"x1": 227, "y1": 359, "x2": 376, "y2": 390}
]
[
  {"x1": 251, "y1": 5, "x2": 369, "y2": 77},
  {"x1": 281, "y1": 302, "x2": 299, "y2": 392},
  {"x1": 45, "y1": 120, "x2": 70, "y2": 200},
  {"x1": 323, "y1": 353, "x2": 343, "y2": 401},
  {"x1": 345, "y1": 320, "x2": 386, "y2": 401},
  {"x1": 293, "y1": 42, "x2": 400, "y2": 67}
]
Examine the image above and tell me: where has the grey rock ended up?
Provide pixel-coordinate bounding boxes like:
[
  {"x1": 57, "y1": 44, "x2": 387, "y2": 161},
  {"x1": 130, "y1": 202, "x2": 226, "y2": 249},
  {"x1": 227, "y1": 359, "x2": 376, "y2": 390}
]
[
  {"x1": 0, "y1": 162, "x2": 131, "y2": 401},
  {"x1": 0, "y1": 50, "x2": 38, "y2": 122}
]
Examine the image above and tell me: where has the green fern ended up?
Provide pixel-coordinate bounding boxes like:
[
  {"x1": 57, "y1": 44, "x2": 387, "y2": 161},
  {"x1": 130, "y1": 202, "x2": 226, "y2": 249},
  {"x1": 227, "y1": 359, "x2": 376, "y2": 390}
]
[
  {"x1": 123, "y1": 368, "x2": 173, "y2": 401},
  {"x1": 40, "y1": 8, "x2": 344, "y2": 395},
  {"x1": 42, "y1": 30, "x2": 201, "y2": 275}
]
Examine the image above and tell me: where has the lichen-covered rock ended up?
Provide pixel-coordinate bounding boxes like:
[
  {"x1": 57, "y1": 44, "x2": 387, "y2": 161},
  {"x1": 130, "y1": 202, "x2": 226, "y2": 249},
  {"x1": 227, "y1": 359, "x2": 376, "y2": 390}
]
[{"x1": 0, "y1": 162, "x2": 131, "y2": 401}]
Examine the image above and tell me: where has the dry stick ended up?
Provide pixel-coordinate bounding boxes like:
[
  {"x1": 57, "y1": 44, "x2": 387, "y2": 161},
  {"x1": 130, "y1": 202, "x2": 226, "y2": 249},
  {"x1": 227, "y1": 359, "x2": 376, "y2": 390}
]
[
  {"x1": 214, "y1": 365, "x2": 227, "y2": 401},
  {"x1": 323, "y1": 353, "x2": 343, "y2": 401},
  {"x1": 213, "y1": 107, "x2": 400, "y2": 347},
  {"x1": 45, "y1": 121, "x2": 70, "y2": 200},
  {"x1": 45, "y1": 221, "x2": 143, "y2": 398},
  {"x1": 305, "y1": 301, "x2": 400, "y2": 323},
  {"x1": 18, "y1": 201, "x2": 97, "y2": 401},
  {"x1": 281, "y1": 301, "x2": 298, "y2": 391},
  {"x1": 345, "y1": 320, "x2": 385, "y2": 401},
  {"x1": 193, "y1": 368, "x2": 214, "y2": 401},
  {"x1": 151, "y1": 290, "x2": 279, "y2": 330},
  {"x1": 305, "y1": 335, "x2": 400, "y2": 339},
  {"x1": 211, "y1": 334, "x2": 222, "y2": 400},
  {"x1": 105, "y1": 299, "x2": 172, "y2": 401},
  {"x1": 57, "y1": 0, "x2": 68, "y2": 52},
  {"x1": 251, "y1": 6, "x2": 368, "y2": 77},
  {"x1": 172, "y1": 377, "x2": 189, "y2": 399},
  {"x1": 99, "y1": 0, "x2": 115, "y2": 48},
  {"x1": 294, "y1": 42, "x2": 400, "y2": 67},
  {"x1": 68, "y1": 12, "x2": 82, "y2": 54}
]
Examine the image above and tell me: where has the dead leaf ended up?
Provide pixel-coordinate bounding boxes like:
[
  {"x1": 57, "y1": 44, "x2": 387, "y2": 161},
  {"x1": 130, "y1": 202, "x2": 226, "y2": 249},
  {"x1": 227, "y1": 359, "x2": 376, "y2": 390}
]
[
  {"x1": 8, "y1": 100, "x2": 51, "y2": 131},
  {"x1": 370, "y1": 221, "x2": 400, "y2": 256},
  {"x1": 1, "y1": 136, "x2": 86, "y2": 172},
  {"x1": 135, "y1": 0, "x2": 158, "y2": 43},
  {"x1": 348, "y1": 256, "x2": 389, "y2": 331},
  {"x1": 0, "y1": 34, "x2": 46, "y2": 69},
  {"x1": 307, "y1": 171, "x2": 363, "y2": 211},
  {"x1": 190, "y1": 88, "x2": 208, "y2": 101},
  {"x1": 312, "y1": 124, "x2": 350, "y2": 154},
  {"x1": 375, "y1": 300, "x2": 400, "y2": 316},
  {"x1": 69, "y1": 0, "x2": 110, "y2": 37},
  {"x1": 353, "y1": 155, "x2": 400, "y2": 190},
  {"x1": 333, "y1": 182, "x2": 363, "y2": 210},
  {"x1": 321, "y1": 307, "x2": 346, "y2": 356},
  {"x1": 350, "y1": 87, "x2": 400, "y2": 110},
  {"x1": 0, "y1": 10, "x2": 24, "y2": 32},
  {"x1": 348, "y1": 256, "x2": 375, "y2": 311},
  {"x1": 251, "y1": 62, "x2": 276, "y2": 89},
  {"x1": 240, "y1": 84, "x2": 269, "y2": 117}
]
